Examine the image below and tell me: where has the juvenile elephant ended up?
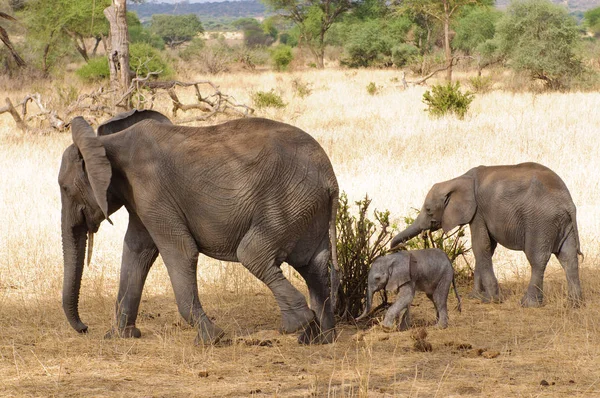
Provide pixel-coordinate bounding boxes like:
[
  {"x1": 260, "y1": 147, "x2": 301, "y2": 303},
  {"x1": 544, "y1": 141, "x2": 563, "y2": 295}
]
[
  {"x1": 59, "y1": 112, "x2": 340, "y2": 345},
  {"x1": 356, "y1": 248, "x2": 460, "y2": 330},
  {"x1": 390, "y1": 162, "x2": 583, "y2": 307}
]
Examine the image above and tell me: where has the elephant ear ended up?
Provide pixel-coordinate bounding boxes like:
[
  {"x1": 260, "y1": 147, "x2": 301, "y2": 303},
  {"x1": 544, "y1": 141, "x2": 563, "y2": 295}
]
[
  {"x1": 439, "y1": 175, "x2": 476, "y2": 232},
  {"x1": 97, "y1": 109, "x2": 172, "y2": 136},
  {"x1": 70, "y1": 116, "x2": 112, "y2": 222},
  {"x1": 385, "y1": 253, "x2": 413, "y2": 292}
]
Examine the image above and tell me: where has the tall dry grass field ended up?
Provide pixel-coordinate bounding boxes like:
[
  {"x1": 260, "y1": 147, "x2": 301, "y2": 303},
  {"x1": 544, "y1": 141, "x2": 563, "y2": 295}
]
[{"x1": 1, "y1": 69, "x2": 600, "y2": 397}]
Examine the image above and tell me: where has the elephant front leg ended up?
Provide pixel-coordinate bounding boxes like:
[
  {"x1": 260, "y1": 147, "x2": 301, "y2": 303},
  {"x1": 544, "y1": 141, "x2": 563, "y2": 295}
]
[
  {"x1": 160, "y1": 246, "x2": 225, "y2": 345},
  {"x1": 470, "y1": 219, "x2": 500, "y2": 303},
  {"x1": 106, "y1": 215, "x2": 159, "y2": 339},
  {"x1": 382, "y1": 284, "x2": 414, "y2": 331}
]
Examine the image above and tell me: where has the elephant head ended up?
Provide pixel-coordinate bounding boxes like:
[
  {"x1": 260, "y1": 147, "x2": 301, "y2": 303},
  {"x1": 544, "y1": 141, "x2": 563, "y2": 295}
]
[
  {"x1": 355, "y1": 253, "x2": 413, "y2": 321},
  {"x1": 59, "y1": 117, "x2": 112, "y2": 333},
  {"x1": 390, "y1": 175, "x2": 476, "y2": 249},
  {"x1": 59, "y1": 110, "x2": 170, "y2": 333}
]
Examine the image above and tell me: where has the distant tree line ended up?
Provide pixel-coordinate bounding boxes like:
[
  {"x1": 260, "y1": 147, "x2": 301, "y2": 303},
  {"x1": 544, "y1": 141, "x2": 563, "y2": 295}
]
[{"x1": 1, "y1": 0, "x2": 600, "y2": 91}]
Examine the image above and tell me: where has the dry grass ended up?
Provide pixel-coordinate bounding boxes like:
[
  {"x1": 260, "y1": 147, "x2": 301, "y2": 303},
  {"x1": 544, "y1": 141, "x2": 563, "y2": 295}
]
[{"x1": 1, "y1": 69, "x2": 600, "y2": 397}]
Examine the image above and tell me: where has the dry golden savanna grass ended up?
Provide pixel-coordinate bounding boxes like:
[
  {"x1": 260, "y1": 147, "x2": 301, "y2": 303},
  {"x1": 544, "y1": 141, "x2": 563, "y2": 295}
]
[{"x1": 1, "y1": 68, "x2": 600, "y2": 397}]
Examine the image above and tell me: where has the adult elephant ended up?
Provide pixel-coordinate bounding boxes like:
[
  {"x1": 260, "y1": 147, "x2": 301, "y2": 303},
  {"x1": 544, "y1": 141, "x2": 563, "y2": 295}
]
[
  {"x1": 59, "y1": 112, "x2": 340, "y2": 345},
  {"x1": 390, "y1": 162, "x2": 582, "y2": 307}
]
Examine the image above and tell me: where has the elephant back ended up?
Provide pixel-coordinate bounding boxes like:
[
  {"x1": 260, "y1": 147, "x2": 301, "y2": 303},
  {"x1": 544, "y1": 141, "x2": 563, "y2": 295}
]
[{"x1": 97, "y1": 109, "x2": 172, "y2": 136}]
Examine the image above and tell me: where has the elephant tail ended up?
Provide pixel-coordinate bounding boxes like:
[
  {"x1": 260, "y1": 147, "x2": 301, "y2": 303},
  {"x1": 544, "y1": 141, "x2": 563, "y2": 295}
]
[
  {"x1": 452, "y1": 273, "x2": 462, "y2": 313},
  {"x1": 568, "y1": 205, "x2": 584, "y2": 261},
  {"x1": 329, "y1": 188, "x2": 340, "y2": 310}
]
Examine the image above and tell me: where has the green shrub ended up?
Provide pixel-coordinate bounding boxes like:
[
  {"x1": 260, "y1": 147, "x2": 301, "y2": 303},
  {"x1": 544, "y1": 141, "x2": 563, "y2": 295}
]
[
  {"x1": 422, "y1": 82, "x2": 474, "y2": 119},
  {"x1": 335, "y1": 193, "x2": 395, "y2": 319},
  {"x1": 251, "y1": 89, "x2": 286, "y2": 109},
  {"x1": 391, "y1": 43, "x2": 419, "y2": 67},
  {"x1": 179, "y1": 38, "x2": 206, "y2": 62},
  {"x1": 76, "y1": 44, "x2": 173, "y2": 82},
  {"x1": 292, "y1": 78, "x2": 312, "y2": 98},
  {"x1": 129, "y1": 42, "x2": 173, "y2": 79},
  {"x1": 400, "y1": 211, "x2": 472, "y2": 284},
  {"x1": 467, "y1": 75, "x2": 494, "y2": 93},
  {"x1": 271, "y1": 45, "x2": 293, "y2": 71},
  {"x1": 366, "y1": 82, "x2": 380, "y2": 95},
  {"x1": 75, "y1": 57, "x2": 110, "y2": 82}
]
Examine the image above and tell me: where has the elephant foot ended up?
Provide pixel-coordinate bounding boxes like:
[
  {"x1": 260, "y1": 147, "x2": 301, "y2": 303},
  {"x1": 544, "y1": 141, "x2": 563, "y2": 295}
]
[
  {"x1": 520, "y1": 293, "x2": 543, "y2": 308},
  {"x1": 194, "y1": 321, "x2": 225, "y2": 346},
  {"x1": 468, "y1": 289, "x2": 500, "y2": 304},
  {"x1": 280, "y1": 308, "x2": 315, "y2": 334},
  {"x1": 567, "y1": 291, "x2": 583, "y2": 308},
  {"x1": 298, "y1": 319, "x2": 336, "y2": 345},
  {"x1": 435, "y1": 319, "x2": 448, "y2": 329},
  {"x1": 104, "y1": 325, "x2": 142, "y2": 339}
]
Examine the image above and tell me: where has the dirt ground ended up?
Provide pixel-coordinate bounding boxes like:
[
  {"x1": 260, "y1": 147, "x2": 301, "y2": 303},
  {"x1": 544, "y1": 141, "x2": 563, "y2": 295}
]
[{"x1": 1, "y1": 271, "x2": 599, "y2": 397}]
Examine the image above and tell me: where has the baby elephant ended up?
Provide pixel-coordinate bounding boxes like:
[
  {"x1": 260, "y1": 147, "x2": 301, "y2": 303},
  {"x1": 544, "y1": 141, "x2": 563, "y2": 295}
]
[{"x1": 356, "y1": 248, "x2": 461, "y2": 330}]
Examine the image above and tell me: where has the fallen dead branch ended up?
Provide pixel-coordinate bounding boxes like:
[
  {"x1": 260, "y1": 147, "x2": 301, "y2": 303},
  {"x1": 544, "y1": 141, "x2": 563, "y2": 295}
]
[
  {"x1": 117, "y1": 76, "x2": 255, "y2": 123},
  {"x1": 2, "y1": 76, "x2": 254, "y2": 134}
]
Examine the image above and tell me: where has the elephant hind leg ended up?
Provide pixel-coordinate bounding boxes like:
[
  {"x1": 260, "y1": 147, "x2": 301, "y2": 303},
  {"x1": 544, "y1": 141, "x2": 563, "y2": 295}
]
[
  {"x1": 556, "y1": 233, "x2": 583, "y2": 307},
  {"x1": 432, "y1": 284, "x2": 450, "y2": 329},
  {"x1": 294, "y1": 238, "x2": 336, "y2": 344},
  {"x1": 521, "y1": 249, "x2": 552, "y2": 308},
  {"x1": 237, "y1": 230, "x2": 314, "y2": 335}
]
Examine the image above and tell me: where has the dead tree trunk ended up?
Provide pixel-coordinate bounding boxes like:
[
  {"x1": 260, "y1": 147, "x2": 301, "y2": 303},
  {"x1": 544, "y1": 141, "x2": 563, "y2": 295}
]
[
  {"x1": 104, "y1": 0, "x2": 131, "y2": 108},
  {"x1": 443, "y1": 0, "x2": 452, "y2": 82}
]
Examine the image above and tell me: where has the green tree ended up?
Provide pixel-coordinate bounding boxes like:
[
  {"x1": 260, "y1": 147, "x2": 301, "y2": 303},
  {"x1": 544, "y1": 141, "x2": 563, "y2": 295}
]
[
  {"x1": 452, "y1": 6, "x2": 502, "y2": 74},
  {"x1": 452, "y1": 7, "x2": 501, "y2": 54},
  {"x1": 271, "y1": 44, "x2": 293, "y2": 70},
  {"x1": 150, "y1": 14, "x2": 204, "y2": 48},
  {"x1": 495, "y1": 0, "x2": 582, "y2": 89},
  {"x1": 262, "y1": 0, "x2": 354, "y2": 68},
  {"x1": 232, "y1": 17, "x2": 274, "y2": 47},
  {"x1": 341, "y1": 17, "x2": 413, "y2": 67},
  {"x1": 398, "y1": 0, "x2": 491, "y2": 81},
  {"x1": 584, "y1": 6, "x2": 600, "y2": 36},
  {"x1": 22, "y1": 0, "x2": 111, "y2": 71}
]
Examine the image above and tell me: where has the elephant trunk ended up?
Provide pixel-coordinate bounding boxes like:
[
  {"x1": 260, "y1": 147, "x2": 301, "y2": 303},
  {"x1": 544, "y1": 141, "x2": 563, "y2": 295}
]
[
  {"x1": 355, "y1": 287, "x2": 374, "y2": 321},
  {"x1": 61, "y1": 217, "x2": 89, "y2": 333},
  {"x1": 390, "y1": 216, "x2": 425, "y2": 249}
]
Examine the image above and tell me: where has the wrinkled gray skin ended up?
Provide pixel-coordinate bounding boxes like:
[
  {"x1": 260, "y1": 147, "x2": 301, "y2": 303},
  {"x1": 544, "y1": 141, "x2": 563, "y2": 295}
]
[
  {"x1": 356, "y1": 249, "x2": 460, "y2": 330},
  {"x1": 97, "y1": 109, "x2": 172, "y2": 136},
  {"x1": 390, "y1": 162, "x2": 583, "y2": 307},
  {"x1": 59, "y1": 113, "x2": 340, "y2": 345}
]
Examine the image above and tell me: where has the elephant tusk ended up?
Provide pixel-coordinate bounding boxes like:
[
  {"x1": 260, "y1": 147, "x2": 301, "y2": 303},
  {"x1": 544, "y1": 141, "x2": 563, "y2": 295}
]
[{"x1": 86, "y1": 232, "x2": 94, "y2": 267}]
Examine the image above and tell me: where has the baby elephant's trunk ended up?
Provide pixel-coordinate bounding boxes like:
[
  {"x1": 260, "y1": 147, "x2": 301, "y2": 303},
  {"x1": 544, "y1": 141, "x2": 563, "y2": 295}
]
[{"x1": 355, "y1": 287, "x2": 373, "y2": 321}]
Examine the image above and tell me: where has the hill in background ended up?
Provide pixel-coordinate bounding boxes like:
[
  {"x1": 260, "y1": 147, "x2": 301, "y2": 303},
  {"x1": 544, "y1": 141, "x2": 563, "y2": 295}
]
[
  {"x1": 130, "y1": 0, "x2": 267, "y2": 27},
  {"x1": 131, "y1": 0, "x2": 598, "y2": 27}
]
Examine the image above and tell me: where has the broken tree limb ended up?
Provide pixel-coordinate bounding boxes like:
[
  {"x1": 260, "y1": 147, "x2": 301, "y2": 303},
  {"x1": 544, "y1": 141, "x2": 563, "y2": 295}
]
[
  {"x1": 117, "y1": 76, "x2": 254, "y2": 123},
  {"x1": 21, "y1": 94, "x2": 66, "y2": 130},
  {"x1": 0, "y1": 97, "x2": 28, "y2": 132},
  {"x1": 403, "y1": 56, "x2": 470, "y2": 86}
]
